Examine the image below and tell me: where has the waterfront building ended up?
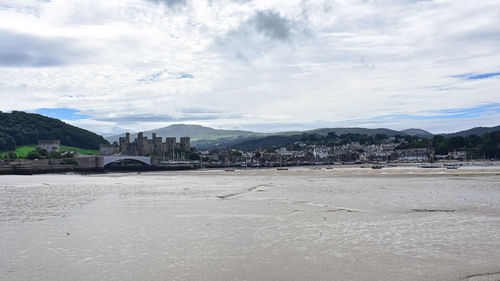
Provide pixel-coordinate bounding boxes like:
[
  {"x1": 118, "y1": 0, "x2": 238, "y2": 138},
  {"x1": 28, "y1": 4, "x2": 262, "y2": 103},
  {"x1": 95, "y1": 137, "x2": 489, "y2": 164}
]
[{"x1": 38, "y1": 140, "x2": 60, "y2": 153}]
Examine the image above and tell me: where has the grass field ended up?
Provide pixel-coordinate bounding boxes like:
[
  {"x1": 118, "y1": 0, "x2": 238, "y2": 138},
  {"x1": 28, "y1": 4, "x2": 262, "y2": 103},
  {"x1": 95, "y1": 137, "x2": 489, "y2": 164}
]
[{"x1": 1, "y1": 144, "x2": 99, "y2": 158}]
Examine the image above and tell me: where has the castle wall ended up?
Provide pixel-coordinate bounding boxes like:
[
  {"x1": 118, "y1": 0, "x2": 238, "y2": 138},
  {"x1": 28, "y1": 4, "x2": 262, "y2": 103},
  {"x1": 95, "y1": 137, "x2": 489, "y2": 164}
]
[
  {"x1": 118, "y1": 133, "x2": 191, "y2": 157},
  {"x1": 100, "y1": 144, "x2": 116, "y2": 156}
]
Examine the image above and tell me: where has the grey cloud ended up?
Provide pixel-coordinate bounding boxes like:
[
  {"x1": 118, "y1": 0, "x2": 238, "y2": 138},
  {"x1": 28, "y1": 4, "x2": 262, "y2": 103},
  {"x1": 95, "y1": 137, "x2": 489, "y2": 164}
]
[
  {"x1": 96, "y1": 114, "x2": 178, "y2": 123},
  {"x1": 251, "y1": 10, "x2": 291, "y2": 41},
  {"x1": 180, "y1": 107, "x2": 222, "y2": 114},
  {"x1": 211, "y1": 9, "x2": 303, "y2": 61},
  {"x1": 0, "y1": 29, "x2": 88, "y2": 67},
  {"x1": 147, "y1": 0, "x2": 186, "y2": 8},
  {"x1": 207, "y1": 0, "x2": 252, "y2": 5},
  {"x1": 95, "y1": 112, "x2": 242, "y2": 123},
  {"x1": 223, "y1": 122, "x2": 313, "y2": 133}
]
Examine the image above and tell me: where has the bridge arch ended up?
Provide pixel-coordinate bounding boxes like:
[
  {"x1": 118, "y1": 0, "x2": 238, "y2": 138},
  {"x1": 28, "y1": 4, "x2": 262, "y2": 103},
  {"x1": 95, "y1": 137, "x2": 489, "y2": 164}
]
[{"x1": 103, "y1": 156, "x2": 151, "y2": 167}]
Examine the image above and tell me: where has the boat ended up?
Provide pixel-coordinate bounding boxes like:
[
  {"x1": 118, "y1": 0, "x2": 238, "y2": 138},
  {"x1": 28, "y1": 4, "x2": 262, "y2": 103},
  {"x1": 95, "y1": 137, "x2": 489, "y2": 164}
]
[
  {"x1": 445, "y1": 165, "x2": 459, "y2": 169},
  {"x1": 277, "y1": 155, "x2": 288, "y2": 170},
  {"x1": 224, "y1": 168, "x2": 235, "y2": 172},
  {"x1": 420, "y1": 164, "x2": 440, "y2": 168},
  {"x1": 371, "y1": 164, "x2": 383, "y2": 169}
]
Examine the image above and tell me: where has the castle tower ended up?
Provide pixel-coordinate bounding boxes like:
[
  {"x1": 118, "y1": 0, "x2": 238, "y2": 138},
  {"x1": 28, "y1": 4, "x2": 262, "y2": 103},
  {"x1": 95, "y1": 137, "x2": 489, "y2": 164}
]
[
  {"x1": 136, "y1": 132, "x2": 145, "y2": 155},
  {"x1": 180, "y1": 137, "x2": 191, "y2": 151},
  {"x1": 152, "y1": 133, "x2": 162, "y2": 155},
  {"x1": 119, "y1": 133, "x2": 131, "y2": 154}
]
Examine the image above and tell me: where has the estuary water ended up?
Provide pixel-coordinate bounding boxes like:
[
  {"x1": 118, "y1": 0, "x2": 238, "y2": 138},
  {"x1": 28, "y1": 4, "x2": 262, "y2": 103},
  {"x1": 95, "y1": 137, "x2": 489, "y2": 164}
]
[{"x1": 1, "y1": 168, "x2": 500, "y2": 281}]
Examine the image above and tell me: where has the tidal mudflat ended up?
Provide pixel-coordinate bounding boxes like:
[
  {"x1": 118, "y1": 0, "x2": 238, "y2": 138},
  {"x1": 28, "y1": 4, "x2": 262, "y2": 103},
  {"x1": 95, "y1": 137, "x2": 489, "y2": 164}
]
[{"x1": 1, "y1": 167, "x2": 499, "y2": 281}]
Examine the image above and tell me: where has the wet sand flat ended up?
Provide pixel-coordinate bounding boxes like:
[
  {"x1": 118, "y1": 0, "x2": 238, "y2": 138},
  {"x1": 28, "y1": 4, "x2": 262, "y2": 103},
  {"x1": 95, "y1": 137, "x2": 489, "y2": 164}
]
[{"x1": 1, "y1": 167, "x2": 499, "y2": 281}]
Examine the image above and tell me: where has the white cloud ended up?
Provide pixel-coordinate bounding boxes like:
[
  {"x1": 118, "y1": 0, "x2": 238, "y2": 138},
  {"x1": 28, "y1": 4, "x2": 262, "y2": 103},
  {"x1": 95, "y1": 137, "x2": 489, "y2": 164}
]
[{"x1": 0, "y1": 0, "x2": 499, "y2": 134}]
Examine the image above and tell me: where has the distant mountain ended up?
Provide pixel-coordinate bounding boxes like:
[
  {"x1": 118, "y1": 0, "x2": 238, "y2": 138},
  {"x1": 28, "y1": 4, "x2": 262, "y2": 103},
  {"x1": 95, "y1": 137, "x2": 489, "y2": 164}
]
[
  {"x1": 105, "y1": 123, "x2": 500, "y2": 151},
  {"x1": 441, "y1": 125, "x2": 500, "y2": 137},
  {"x1": 105, "y1": 124, "x2": 264, "y2": 150},
  {"x1": 233, "y1": 134, "x2": 305, "y2": 151},
  {"x1": 305, "y1": 127, "x2": 404, "y2": 137},
  {"x1": 0, "y1": 111, "x2": 109, "y2": 151},
  {"x1": 106, "y1": 125, "x2": 412, "y2": 150},
  {"x1": 400, "y1": 128, "x2": 433, "y2": 138}
]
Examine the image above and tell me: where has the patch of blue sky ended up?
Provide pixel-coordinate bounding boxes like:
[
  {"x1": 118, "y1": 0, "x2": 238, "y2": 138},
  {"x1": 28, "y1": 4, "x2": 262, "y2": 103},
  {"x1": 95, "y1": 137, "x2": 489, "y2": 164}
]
[
  {"x1": 372, "y1": 103, "x2": 500, "y2": 121},
  {"x1": 34, "y1": 108, "x2": 88, "y2": 120},
  {"x1": 452, "y1": 72, "x2": 500, "y2": 80},
  {"x1": 429, "y1": 85, "x2": 464, "y2": 91},
  {"x1": 137, "y1": 71, "x2": 194, "y2": 83},
  {"x1": 177, "y1": 73, "x2": 194, "y2": 79},
  {"x1": 0, "y1": 4, "x2": 13, "y2": 10},
  {"x1": 137, "y1": 70, "x2": 166, "y2": 83}
]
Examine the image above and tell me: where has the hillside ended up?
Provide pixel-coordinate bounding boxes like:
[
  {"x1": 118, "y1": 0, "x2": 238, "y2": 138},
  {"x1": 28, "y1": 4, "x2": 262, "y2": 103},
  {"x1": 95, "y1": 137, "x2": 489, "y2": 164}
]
[
  {"x1": 0, "y1": 111, "x2": 109, "y2": 151},
  {"x1": 233, "y1": 134, "x2": 305, "y2": 151},
  {"x1": 441, "y1": 125, "x2": 500, "y2": 137},
  {"x1": 231, "y1": 127, "x2": 420, "y2": 151},
  {"x1": 105, "y1": 123, "x2": 500, "y2": 151},
  {"x1": 305, "y1": 127, "x2": 404, "y2": 137},
  {"x1": 400, "y1": 128, "x2": 433, "y2": 138},
  {"x1": 106, "y1": 125, "x2": 423, "y2": 147}
]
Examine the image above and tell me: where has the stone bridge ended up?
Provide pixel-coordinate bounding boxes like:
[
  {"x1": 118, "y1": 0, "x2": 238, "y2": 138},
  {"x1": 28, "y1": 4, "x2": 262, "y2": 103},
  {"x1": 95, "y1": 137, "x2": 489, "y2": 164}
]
[{"x1": 103, "y1": 156, "x2": 151, "y2": 166}]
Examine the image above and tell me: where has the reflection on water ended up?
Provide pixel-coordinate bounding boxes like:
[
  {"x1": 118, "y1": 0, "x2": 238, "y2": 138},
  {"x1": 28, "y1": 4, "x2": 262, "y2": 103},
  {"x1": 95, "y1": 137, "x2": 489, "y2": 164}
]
[{"x1": 1, "y1": 170, "x2": 500, "y2": 281}]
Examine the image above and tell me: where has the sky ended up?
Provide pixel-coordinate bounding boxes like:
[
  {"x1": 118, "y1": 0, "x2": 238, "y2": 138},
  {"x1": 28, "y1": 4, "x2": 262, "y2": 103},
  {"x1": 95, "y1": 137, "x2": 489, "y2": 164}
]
[{"x1": 1, "y1": 0, "x2": 499, "y2": 134}]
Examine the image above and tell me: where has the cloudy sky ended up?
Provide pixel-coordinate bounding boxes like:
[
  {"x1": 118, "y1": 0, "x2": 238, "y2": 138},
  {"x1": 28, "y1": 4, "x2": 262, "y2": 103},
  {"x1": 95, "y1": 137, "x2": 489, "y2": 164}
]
[{"x1": 1, "y1": 0, "x2": 499, "y2": 134}]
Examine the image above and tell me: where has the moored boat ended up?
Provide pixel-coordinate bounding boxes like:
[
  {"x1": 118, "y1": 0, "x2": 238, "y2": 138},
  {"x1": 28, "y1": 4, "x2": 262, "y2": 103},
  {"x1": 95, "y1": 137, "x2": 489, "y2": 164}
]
[{"x1": 421, "y1": 164, "x2": 440, "y2": 168}]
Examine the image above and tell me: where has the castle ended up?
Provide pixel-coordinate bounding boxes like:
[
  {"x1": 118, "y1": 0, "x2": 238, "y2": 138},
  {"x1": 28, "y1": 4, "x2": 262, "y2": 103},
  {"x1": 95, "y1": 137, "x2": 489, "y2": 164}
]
[
  {"x1": 119, "y1": 132, "x2": 191, "y2": 156},
  {"x1": 38, "y1": 140, "x2": 60, "y2": 153}
]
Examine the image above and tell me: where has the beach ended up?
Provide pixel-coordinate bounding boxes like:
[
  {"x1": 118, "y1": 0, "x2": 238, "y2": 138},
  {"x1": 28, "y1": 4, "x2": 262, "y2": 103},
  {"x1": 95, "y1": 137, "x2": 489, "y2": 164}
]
[{"x1": 1, "y1": 167, "x2": 499, "y2": 281}]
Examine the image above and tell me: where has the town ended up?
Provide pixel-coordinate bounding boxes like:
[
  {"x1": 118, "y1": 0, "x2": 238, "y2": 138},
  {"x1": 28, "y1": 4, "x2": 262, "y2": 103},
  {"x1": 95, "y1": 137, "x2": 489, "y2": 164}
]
[
  {"x1": 101, "y1": 131, "x2": 471, "y2": 168},
  {"x1": 2, "y1": 127, "x2": 498, "y2": 174}
]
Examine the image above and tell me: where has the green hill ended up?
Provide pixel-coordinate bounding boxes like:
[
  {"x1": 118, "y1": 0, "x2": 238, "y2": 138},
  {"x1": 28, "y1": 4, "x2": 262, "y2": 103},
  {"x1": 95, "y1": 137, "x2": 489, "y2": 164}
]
[
  {"x1": 105, "y1": 123, "x2": 500, "y2": 151},
  {"x1": 0, "y1": 111, "x2": 109, "y2": 152},
  {"x1": 304, "y1": 127, "x2": 404, "y2": 137},
  {"x1": 441, "y1": 125, "x2": 500, "y2": 137},
  {"x1": 106, "y1": 125, "x2": 433, "y2": 150},
  {"x1": 233, "y1": 134, "x2": 305, "y2": 151},
  {"x1": 400, "y1": 128, "x2": 434, "y2": 138},
  {"x1": 106, "y1": 125, "x2": 418, "y2": 150}
]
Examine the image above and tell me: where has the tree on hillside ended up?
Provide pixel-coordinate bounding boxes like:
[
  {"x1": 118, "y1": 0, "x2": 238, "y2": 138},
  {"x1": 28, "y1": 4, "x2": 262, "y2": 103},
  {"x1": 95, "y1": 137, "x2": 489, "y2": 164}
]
[
  {"x1": 0, "y1": 111, "x2": 108, "y2": 151},
  {"x1": 0, "y1": 132, "x2": 16, "y2": 151}
]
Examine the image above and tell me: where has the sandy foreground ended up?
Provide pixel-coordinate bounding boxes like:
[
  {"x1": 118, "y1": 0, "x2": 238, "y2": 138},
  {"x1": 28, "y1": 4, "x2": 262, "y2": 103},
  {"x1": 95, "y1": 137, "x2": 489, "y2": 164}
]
[{"x1": 0, "y1": 167, "x2": 499, "y2": 281}]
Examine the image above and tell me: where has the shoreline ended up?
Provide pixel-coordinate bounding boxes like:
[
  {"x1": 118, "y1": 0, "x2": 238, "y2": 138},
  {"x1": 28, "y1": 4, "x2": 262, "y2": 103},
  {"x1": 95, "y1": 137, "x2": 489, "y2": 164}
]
[{"x1": 1, "y1": 161, "x2": 499, "y2": 176}]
